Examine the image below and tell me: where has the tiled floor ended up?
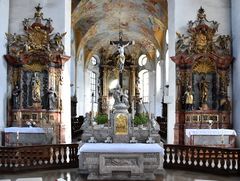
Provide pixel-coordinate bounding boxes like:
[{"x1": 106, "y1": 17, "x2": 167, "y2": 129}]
[{"x1": 0, "y1": 169, "x2": 239, "y2": 181}]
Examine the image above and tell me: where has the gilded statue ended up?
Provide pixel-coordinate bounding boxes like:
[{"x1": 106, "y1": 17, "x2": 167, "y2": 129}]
[
  {"x1": 196, "y1": 33, "x2": 207, "y2": 52},
  {"x1": 199, "y1": 76, "x2": 209, "y2": 104},
  {"x1": 184, "y1": 86, "x2": 193, "y2": 111},
  {"x1": 31, "y1": 73, "x2": 41, "y2": 102}
]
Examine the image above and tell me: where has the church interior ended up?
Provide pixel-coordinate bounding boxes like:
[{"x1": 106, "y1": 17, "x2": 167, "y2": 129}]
[{"x1": 0, "y1": 0, "x2": 240, "y2": 180}]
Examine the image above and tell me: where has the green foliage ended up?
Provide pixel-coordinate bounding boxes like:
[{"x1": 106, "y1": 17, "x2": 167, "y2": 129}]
[
  {"x1": 96, "y1": 114, "x2": 108, "y2": 124},
  {"x1": 133, "y1": 113, "x2": 148, "y2": 125}
]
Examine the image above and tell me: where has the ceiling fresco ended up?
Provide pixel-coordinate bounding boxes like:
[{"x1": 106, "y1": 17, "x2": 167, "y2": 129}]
[{"x1": 72, "y1": 0, "x2": 168, "y2": 64}]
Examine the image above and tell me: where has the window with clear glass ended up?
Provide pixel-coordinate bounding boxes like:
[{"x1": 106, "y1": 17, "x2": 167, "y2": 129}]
[
  {"x1": 91, "y1": 56, "x2": 97, "y2": 65},
  {"x1": 138, "y1": 54, "x2": 148, "y2": 66},
  {"x1": 139, "y1": 70, "x2": 149, "y2": 103},
  {"x1": 90, "y1": 71, "x2": 97, "y2": 102}
]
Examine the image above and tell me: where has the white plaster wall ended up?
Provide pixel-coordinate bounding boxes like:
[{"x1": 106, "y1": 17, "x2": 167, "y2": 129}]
[
  {"x1": 167, "y1": 0, "x2": 231, "y2": 144},
  {"x1": 174, "y1": 0, "x2": 230, "y2": 35},
  {"x1": 231, "y1": 0, "x2": 240, "y2": 147},
  {"x1": 76, "y1": 52, "x2": 85, "y2": 116},
  {"x1": 155, "y1": 61, "x2": 163, "y2": 117},
  {"x1": 9, "y1": 0, "x2": 72, "y2": 143},
  {"x1": 0, "y1": 0, "x2": 9, "y2": 145},
  {"x1": 167, "y1": 0, "x2": 176, "y2": 144}
]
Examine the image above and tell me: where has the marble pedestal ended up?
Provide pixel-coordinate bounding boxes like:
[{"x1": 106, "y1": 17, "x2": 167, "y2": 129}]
[{"x1": 78, "y1": 143, "x2": 164, "y2": 180}]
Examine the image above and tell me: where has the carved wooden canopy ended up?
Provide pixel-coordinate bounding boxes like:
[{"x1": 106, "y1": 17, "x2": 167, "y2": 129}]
[
  {"x1": 4, "y1": 4, "x2": 69, "y2": 68},
  {"x1": 172, "y1": 7, "x2": 232, "y2": 70}
]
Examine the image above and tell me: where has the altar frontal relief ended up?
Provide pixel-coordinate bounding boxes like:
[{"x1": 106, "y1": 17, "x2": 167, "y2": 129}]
[{"x1": 115, "y1": 113, "x2": 128, "y2": 135}]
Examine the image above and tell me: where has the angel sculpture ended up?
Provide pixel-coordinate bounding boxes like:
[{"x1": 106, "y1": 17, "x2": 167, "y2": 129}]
[{"x1": 51, "y1": 32, "x2": 67, "y2": 52}]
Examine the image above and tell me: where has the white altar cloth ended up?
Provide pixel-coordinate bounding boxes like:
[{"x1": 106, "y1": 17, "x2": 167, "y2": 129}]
[
  {"x1": 185, "y1": 129, "x2": 237, "y2": 137},
  {"x1": 4, "y1": 127, "x2": 46, "y2": 133},
  {"x1": 78, "y1": 143, "x2": 164, "y2": 156}
]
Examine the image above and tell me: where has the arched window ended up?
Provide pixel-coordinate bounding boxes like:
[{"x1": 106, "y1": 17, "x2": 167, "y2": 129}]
[
  {"x1": 139, "y1": 69, "x2": 149, "y2": 103},
  {"x1": 89, "y1": 71, "x2": 97, "y2": 102},
  {"x1": 138, "y1": 54, "x2": 148, "y2": 66},
  {"x1": 91, "y1": 56, "x2": 97, "y2": 66}
]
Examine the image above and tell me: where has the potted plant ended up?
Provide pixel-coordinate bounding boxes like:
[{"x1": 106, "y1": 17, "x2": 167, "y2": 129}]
[
  {"x1": 133, "y1": 113, "x2": 148, "y2": 128},
  {"x1": 95, "y1": 114, "x2": 108, "y2": 126}
]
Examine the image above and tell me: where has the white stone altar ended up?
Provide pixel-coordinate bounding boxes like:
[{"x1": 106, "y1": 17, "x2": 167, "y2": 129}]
[
  {"x1": 185, "y1": 129, "x2": 237, "y2": 147},
  {"x1": 79, "y1": 85, "x2": 163, "y2": 180},
  {"x1": 3, "y1": 127, "x2": 53, "y2": 146},
  {"x1": 78, "y1": 143, "x2": 164, "y2": 180}
]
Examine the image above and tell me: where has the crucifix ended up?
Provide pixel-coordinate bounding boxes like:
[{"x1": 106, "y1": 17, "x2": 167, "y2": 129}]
[{"x1": 110, "y1": 31, "x2": 134, "y2": 87}]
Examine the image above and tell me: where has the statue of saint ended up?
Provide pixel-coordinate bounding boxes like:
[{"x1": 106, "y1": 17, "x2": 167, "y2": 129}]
[
  {"x1": 199, "y1": 76, "x2": 209, "y2": 104},
  {"x1": 31, "y1": 73, "x2": 41, "y2": 102},
  {"x1": 184, "y1": 86, "x2": 193, "y2": 111},
  {"x1": 48, "y1": 87, "x2": 57, "y2": 110},
  {"x1": 12, "y1": 85, "x2": 21, "y2": 109},
  {"x1": 112, "y1": 85, "x2": 122, "y2": 106},
  {"x1": 122, "y1": 89, "x2": 129, "y2": 106}
]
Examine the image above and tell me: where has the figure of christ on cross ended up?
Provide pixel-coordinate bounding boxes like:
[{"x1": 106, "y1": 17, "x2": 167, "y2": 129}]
[{"x1": 110, "y1": 31, "x2": 135, "y2": 73}]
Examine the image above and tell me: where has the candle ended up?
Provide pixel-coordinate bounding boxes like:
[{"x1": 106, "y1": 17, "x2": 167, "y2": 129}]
[
  {"x1": 148, "y1": 101, "x2": 151, "y2": 120},
  {"x1": 131, "y1": 100, "x2": 134, "y2": 119},
  {"x1": 108, "y1": 110, "x2": 110, "y2": 120},
  {"x1": 17, "y1": 131, "x2": 19, "y2": 140}
]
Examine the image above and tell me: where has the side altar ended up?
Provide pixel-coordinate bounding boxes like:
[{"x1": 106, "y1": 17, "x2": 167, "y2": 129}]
[
  {"x1": 185, "y1": 129, "x2": 236, "y2": 148},
  {"x1": 171, "y1": 7, "x2": 235, "y2": 146},
  {"x1": 4, "y1": 5, "x2": 70, "y2": 144},
  {"x1": 3, "y1": 127, "x2": 53, "y2": 146},
  {"x1": 78, "y1": 85, "x2": 163, "y2": 180}
]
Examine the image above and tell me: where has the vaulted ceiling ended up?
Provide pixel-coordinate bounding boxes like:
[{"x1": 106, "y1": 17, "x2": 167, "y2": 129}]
[{"x1": 72, "y1": 0, "x2": 168, "y2": 64}]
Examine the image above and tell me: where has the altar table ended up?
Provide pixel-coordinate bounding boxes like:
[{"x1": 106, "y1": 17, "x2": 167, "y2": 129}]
[
  {"x1": 185, "y1": 129, "x2": 236, "y2": 148},
  {"x1": 78, "y1": 143, "x2": 164, "y2": 180},
  {"x1": 3, "y1": 127, "x2": 53, "y2": 146}
]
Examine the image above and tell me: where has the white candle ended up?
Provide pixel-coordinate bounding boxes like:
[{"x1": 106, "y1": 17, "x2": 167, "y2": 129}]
[
  {"x1": 17, "y1": 131, "x2": 19, "y2": 140},
  {"x1": 108, "y1": 110, "x2": 110, "y2": 120},
  {"x1": 148, "y1": 101, "x2": 151, "y2": 120},
  {"x1": 131, "y1": 100, "x2": 134, "y2": 119}
]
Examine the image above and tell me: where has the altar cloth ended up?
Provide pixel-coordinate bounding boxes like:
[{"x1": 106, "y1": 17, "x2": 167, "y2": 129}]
[
  {"x1": 185, "y1": 129, "x2": 237, "y2": 137},
  {"x1": 4, "y1": 127, "x2": 46, "y2": 133},
  {"x1": 78, "y1": 143, "x2": 164, "y2": 155}
]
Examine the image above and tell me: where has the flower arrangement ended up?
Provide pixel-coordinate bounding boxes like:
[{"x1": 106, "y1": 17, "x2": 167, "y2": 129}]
[
  {"x1": 133, "y1": 113, "x2": 148, "y2": 126},
  {"x1": 95, "y1": 114, "x2": 108, "y2": 125}
]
